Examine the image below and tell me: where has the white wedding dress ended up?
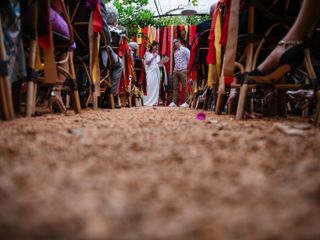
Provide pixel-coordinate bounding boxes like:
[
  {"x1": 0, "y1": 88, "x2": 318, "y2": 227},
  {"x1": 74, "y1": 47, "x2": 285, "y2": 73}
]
[{"x1": 143, "y1": 52, "x2": 160, "y2": 106}]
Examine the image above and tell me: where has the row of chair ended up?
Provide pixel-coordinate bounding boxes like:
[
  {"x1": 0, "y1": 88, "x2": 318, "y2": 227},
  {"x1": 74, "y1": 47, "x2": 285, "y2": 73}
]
[{"x1": 189, "y1": 0, "x2": 320, "y2": 127}]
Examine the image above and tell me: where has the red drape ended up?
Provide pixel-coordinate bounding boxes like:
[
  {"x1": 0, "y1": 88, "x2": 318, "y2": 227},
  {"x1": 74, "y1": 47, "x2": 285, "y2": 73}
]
[{"x1": 93, "y1": 3, "x2": 102, "y2": 33}]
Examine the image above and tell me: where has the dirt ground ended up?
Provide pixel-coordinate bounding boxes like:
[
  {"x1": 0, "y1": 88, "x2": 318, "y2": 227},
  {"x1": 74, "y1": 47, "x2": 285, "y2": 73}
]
[{"x1": 0, "y1": 107, "x2": 319, "y2": 239}]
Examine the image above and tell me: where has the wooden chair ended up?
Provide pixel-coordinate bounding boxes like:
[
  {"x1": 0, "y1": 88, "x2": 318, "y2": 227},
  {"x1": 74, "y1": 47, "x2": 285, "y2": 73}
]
[
  {"x1": 132, "y1": 58, "x2": 145, "y2": 107},
  {"x1": 189, "y1": 28, "x2": 211, "y2": 110},
  {"x1": 66, "y1": 0, "x2": 112, "y2": 110},
  {"x1": 234, "y1": 0, "x2": 320, "y2": 127},
  {"x1": 24, "y1": 0, "x2": 81, "y2": 116}
]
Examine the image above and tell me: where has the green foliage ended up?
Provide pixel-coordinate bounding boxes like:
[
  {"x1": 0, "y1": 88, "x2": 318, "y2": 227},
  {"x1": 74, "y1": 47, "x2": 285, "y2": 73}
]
[
  {"x1": 110, "y1": 0, "x2": 155, "y2": 38},
  {"x1": 103, "y1": 0, "x2": 208, "y2": 40}
]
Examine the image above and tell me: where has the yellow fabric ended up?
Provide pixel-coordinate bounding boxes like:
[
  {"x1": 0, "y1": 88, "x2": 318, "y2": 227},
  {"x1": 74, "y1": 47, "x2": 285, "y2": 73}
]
[
  {"x1": 207, "y1": 64, "x2": 213, "y2": 88},
  {"x1": 137, "y1": 27, "x2": 142, "y2": 44},
  {"x1": 92, "y1": 34, "x2": 100, "y2": 85},
  {"x1": 214, "y1": 10, "x2": 222, "y2": 80},
  {"x1": 218, "y1": 0, "x2": 240, "y2": 94},
  {"x1": 35, "y1": 43, "x2": 43, "y2": 71}
]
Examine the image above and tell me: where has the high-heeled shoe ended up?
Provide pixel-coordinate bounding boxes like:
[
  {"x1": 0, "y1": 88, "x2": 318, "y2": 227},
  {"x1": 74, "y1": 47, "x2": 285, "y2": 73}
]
[{"x1": 247, "y1": 40, "x2": 305, "y2": 84}]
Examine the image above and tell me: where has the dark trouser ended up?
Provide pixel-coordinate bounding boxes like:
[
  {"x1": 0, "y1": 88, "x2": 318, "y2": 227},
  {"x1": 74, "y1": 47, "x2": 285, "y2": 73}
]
[
  {"x1": 110, "y1": 59, "x2": 123, "y2": 96},
  {"x1": 173, "y1": 70, "x2": 188, "y2": 103}
]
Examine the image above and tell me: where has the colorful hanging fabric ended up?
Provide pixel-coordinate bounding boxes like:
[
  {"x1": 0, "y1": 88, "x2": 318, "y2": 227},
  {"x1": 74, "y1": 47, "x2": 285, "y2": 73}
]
[
  {"x1": 148, "y1": 25, "x2": 153, "y2": 42},
  {"x1": 139, "y1": 26, "x2": 148, "y2": 58},
  {"x1": 93, "y1": 3, "x2": 102, "y2": 33},
  {"x1": 188, "y1": 37, "x2": 199, "y2": 81},
  {"x1": 189, "y1": 25, "x2": 197, "y2": 46},
  {"x1": 167, "y1": 25, "x2": 173, "y2": 74},
  {"x1": 219, "y1": 0, "x2": 239, "y2": 93},
  {"x1": 118, "y1": 37, "x2": 132, "y2": 91},
  {"x1": 155, "y1": 28, "x2": 160, "y2": 42},
  {"x1": 159, "y1": 27, "x2": 165, "y2": 56},
  {"x1": 137, "y1": 27, "x2": 142, "y2": 44},
  {"x1": 220, "y1": 0, "x2": 231, "y2": 47},
  {"x1": 214, "y1": 9, "x2": 222, "y2": 80}
]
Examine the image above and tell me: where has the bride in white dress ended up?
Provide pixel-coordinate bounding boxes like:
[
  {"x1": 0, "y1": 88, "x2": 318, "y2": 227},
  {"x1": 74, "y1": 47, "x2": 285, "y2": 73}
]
[{"x1": 143, "y1": 42, "x2": 161, "y2": 106}]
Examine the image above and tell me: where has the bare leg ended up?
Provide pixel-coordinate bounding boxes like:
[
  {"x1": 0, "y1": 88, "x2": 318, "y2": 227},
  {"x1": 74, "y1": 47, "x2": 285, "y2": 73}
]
[{"x1": 257, "y1": 0, "x2": 320, "y2": 74}]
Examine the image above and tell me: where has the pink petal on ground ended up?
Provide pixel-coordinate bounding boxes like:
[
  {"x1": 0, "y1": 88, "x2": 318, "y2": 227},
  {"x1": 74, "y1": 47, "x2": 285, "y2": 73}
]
[{"x1": 196, "y1": 112, "x2": 206, "y2": 121}]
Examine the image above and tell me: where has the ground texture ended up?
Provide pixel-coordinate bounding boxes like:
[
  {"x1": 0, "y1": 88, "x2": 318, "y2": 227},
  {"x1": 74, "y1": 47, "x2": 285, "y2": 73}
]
[{"x1": 0, "y1": 107, "x2": 320, "y2": 239}]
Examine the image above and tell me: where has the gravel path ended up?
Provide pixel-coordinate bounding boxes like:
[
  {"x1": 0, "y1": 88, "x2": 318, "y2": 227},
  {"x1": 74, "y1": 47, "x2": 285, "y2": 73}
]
[{"x1": 0, "y1": 107, "x2": 320, "y2": 239}]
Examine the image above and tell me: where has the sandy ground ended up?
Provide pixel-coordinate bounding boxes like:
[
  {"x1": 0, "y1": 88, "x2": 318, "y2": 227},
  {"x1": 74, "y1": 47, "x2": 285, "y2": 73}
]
[{"x1": 0, "y1": 107, "x2": 320, "y2": 239}]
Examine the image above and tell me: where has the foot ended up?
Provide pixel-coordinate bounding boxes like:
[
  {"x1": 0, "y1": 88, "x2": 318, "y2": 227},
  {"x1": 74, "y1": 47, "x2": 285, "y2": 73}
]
[
  {"x1": 179, "y1": 102, "x2": 189, "y2": 108},
  {"x1": 256, "y1": 40, "x2": 303, "y2": 74},
  {"x1": 168, "y1": 102, "x2": 177, "y2": 107}
]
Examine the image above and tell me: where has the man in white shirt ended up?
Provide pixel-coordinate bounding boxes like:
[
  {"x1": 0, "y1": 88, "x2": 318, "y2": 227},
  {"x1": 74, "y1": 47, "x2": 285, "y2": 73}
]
[{"x1": 169, "y1": 38, "x2": 190, "y2": 108}]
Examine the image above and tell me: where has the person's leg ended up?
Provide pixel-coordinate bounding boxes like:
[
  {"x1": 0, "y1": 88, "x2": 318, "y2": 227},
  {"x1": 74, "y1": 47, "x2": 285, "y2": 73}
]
[
  {"x1": 110, "y1": 65, "x2": 122, "y2": 96},
  {"x1": 172, "y1": 71, "x2": 179, "y2": 103},
  {"x1": 181, "y1": 70, "x2": 188, "y2": 103},
  {"x1": 257, "y1": 0, "x2": 320, "y2": 74}
]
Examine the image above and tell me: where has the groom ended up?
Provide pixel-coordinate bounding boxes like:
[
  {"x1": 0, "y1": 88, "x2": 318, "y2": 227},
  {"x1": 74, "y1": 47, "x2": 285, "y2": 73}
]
[{"x1": 169, "y1": 38, "x2": 190, "y2": 108}]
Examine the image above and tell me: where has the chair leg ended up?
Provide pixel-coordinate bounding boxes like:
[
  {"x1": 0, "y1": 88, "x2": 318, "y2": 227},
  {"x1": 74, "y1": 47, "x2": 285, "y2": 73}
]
[
  {"x1": 128, "y1": 93, "x2": 132, "y2": 108},
  {"x1": 236, "y1": 83, "x2": 249, "y2": 120},
  {"x1": 0, "y1": 79, "x2": 10, "y2": 120},
  {"x1": 109, "y1": 93, "x2": 114, "y2": 109},
  {"x1": 215, "y1": 93, "x2": 224, "y2": 114},
  {"x1": 277, "y1": 90, "x2": 287, "y2": 117},
  {"x1": 71, "y1": 89, "x2": 81, "y2": 114},
  {"x1": 26, "y1": 81, "x2": 35, "y2": 117},
  {"x1": 314, "y1": 90, "x2": 320, "y2": 127},
  {"x1": 93, "y1": 91, "x2": 98, "y2": 110},
  {"x1": 227, "y1": 97, "x2": 238, "y2": 115},
  {"x1": 68, "y1": 79, "x2": 81, "y2": 114},
  {"x1": 203, "y1": 90, "x2": 211, "y2": 111}
]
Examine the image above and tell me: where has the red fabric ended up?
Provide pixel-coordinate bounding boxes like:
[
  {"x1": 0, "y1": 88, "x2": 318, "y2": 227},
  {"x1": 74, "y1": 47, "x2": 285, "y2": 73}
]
[
  {"x1": 138, "y1": 63, "x2": 145, "y2": 85},
  {"x1": 161, "y1": 27, "x2": 167, "y2": 56},
  {"x1": 220, "y1": 0, "x2": 231, "y2": 46},
  {"x1": 173, "y1": 26, "x2": 177, "y2": 40},
  {"x1": 206, "y1": 1, "x2": 221, "y2": 64},
  {"x1": 93, "y1": 3, "x2": 102, "y2": 33},
  {"x1": 166, "y1": 26, "x2": 172, "y2": 73},
  {"x1": 38, "y1": 1, "x2": 50, "y2": 49},
  {"x1": 189, "y1": 25, "x2": 197, "y2": 46},
  {"x1": 139, "y1": 27, "x2": 148, "y2": 59},
  {"x1": 118, "y1": 37, "x2": 132, "y2": 93},
  {"x1": 224, "y1": 76, "x2": 234, "y2": 85},
  {"x1": 188, "y1": 38, "x2": 199, "y2": 81},
  {"x1": 38, "y1": 36, "x2": 51, "y2": 49},
  {"x1": 207, "y1": 0, "x2": 232, "y2": 64}
]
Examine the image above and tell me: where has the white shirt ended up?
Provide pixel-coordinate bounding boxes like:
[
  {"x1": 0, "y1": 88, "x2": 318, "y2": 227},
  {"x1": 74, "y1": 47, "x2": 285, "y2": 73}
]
[{"x1": 174, "y1": 46, "x2": 190, "y2": 71}]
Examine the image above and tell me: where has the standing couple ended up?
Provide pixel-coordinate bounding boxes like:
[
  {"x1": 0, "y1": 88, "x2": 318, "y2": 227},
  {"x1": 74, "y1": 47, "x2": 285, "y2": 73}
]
[{"x1": 143, "y1": 39, "x2": 190, "y2": 108}]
